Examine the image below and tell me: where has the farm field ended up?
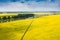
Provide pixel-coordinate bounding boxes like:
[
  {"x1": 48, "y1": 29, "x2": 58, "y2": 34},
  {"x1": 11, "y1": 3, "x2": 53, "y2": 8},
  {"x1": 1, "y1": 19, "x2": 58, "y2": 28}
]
[
  {"x1": 0, "y1": 14, "x2": 60, "y2": 40},
  {"x1": 0, "y1": 19, "x2": 33, "y2": 40},
  {"x1": 0, "y1": 14, "x2": 18, "y2": 16}
]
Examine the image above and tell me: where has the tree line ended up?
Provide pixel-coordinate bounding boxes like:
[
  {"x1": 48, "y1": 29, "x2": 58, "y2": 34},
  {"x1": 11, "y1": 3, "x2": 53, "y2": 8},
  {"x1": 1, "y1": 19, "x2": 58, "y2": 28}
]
[{"x1": 0, "y1": 14, "x2": 34, "y2": 23}]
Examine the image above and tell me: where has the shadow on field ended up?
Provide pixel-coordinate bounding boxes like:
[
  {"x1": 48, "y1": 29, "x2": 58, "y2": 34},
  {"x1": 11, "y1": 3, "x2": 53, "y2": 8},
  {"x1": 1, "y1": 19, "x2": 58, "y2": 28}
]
[{"x1": 0, "y1": 27, "x2": 27, "y2": 40}]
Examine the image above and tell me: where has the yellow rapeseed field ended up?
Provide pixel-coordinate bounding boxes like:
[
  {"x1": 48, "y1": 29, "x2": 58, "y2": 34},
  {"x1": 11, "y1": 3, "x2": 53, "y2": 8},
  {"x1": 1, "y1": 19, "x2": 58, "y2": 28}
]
[
  {"x1": 0, "y1": 15, "x2": 60, "y2": 40},
  {"x1": 0, "y1": 14, "x2": 18, "y2": 17},
  {"x1": 0, "y1": 19, "x2": 33, "y2": 40},
  {"x1": 24, "y1": 15, "x2": 60, "y2": 40}
]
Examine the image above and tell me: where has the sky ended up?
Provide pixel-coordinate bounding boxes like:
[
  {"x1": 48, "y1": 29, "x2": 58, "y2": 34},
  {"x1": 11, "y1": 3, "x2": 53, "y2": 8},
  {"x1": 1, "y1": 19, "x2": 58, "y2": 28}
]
[{"x1": 0, "y1": 0, "x2": 60, "y2": 12}]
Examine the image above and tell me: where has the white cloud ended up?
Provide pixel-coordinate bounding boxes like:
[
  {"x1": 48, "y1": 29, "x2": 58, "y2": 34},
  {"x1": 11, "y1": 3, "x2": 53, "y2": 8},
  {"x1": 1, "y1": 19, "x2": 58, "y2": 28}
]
[{"x1": 0, "y1": 1, "x2": 60, "y2": 12}]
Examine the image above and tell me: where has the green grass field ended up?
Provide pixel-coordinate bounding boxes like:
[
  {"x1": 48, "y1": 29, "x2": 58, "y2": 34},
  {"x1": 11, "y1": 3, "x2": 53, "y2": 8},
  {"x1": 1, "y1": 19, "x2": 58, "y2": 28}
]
[{"x1": 0, "y1": 13, "x2": 60, "y2": 40}]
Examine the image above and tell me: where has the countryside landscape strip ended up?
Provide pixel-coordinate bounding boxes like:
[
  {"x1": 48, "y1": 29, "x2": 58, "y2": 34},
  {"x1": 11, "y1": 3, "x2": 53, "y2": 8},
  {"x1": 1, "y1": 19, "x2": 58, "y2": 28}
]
[{"x1": 0, "y1": 13, "x2": 60, "y2": 40}]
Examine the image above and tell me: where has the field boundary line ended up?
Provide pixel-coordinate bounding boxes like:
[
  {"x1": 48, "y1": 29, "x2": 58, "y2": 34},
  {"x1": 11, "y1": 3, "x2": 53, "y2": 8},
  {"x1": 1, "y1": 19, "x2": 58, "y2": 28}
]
[{"x1": 21, "y1": 19, "x2": 34, "y2": 40}]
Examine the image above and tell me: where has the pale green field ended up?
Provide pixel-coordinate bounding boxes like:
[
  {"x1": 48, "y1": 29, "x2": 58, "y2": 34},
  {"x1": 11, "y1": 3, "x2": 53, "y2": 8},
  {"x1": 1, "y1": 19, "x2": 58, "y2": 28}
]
[{"x1": 0, "y1": 13, "x2": 60, "y2": 40}]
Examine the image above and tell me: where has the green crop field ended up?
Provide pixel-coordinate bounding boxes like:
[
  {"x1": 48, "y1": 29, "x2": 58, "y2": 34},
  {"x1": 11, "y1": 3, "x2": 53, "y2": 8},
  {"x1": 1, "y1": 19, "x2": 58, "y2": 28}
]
[{"x1": 0, "y1": 13, "x2": 60, "y2": 40}]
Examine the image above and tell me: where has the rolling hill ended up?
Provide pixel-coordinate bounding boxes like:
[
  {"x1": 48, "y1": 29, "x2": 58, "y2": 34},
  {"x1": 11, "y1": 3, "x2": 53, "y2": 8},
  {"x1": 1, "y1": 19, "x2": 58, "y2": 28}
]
[{"x1": 0, "y1": 15, "x2": 60, "y2": 40}]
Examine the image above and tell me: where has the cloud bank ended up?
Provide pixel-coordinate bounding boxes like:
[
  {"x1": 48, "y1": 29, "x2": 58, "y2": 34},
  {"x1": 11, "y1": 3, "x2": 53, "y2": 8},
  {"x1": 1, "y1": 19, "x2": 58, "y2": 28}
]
[{"x1": 0, "y1": 0, "x2": 60, "y2": 12}]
